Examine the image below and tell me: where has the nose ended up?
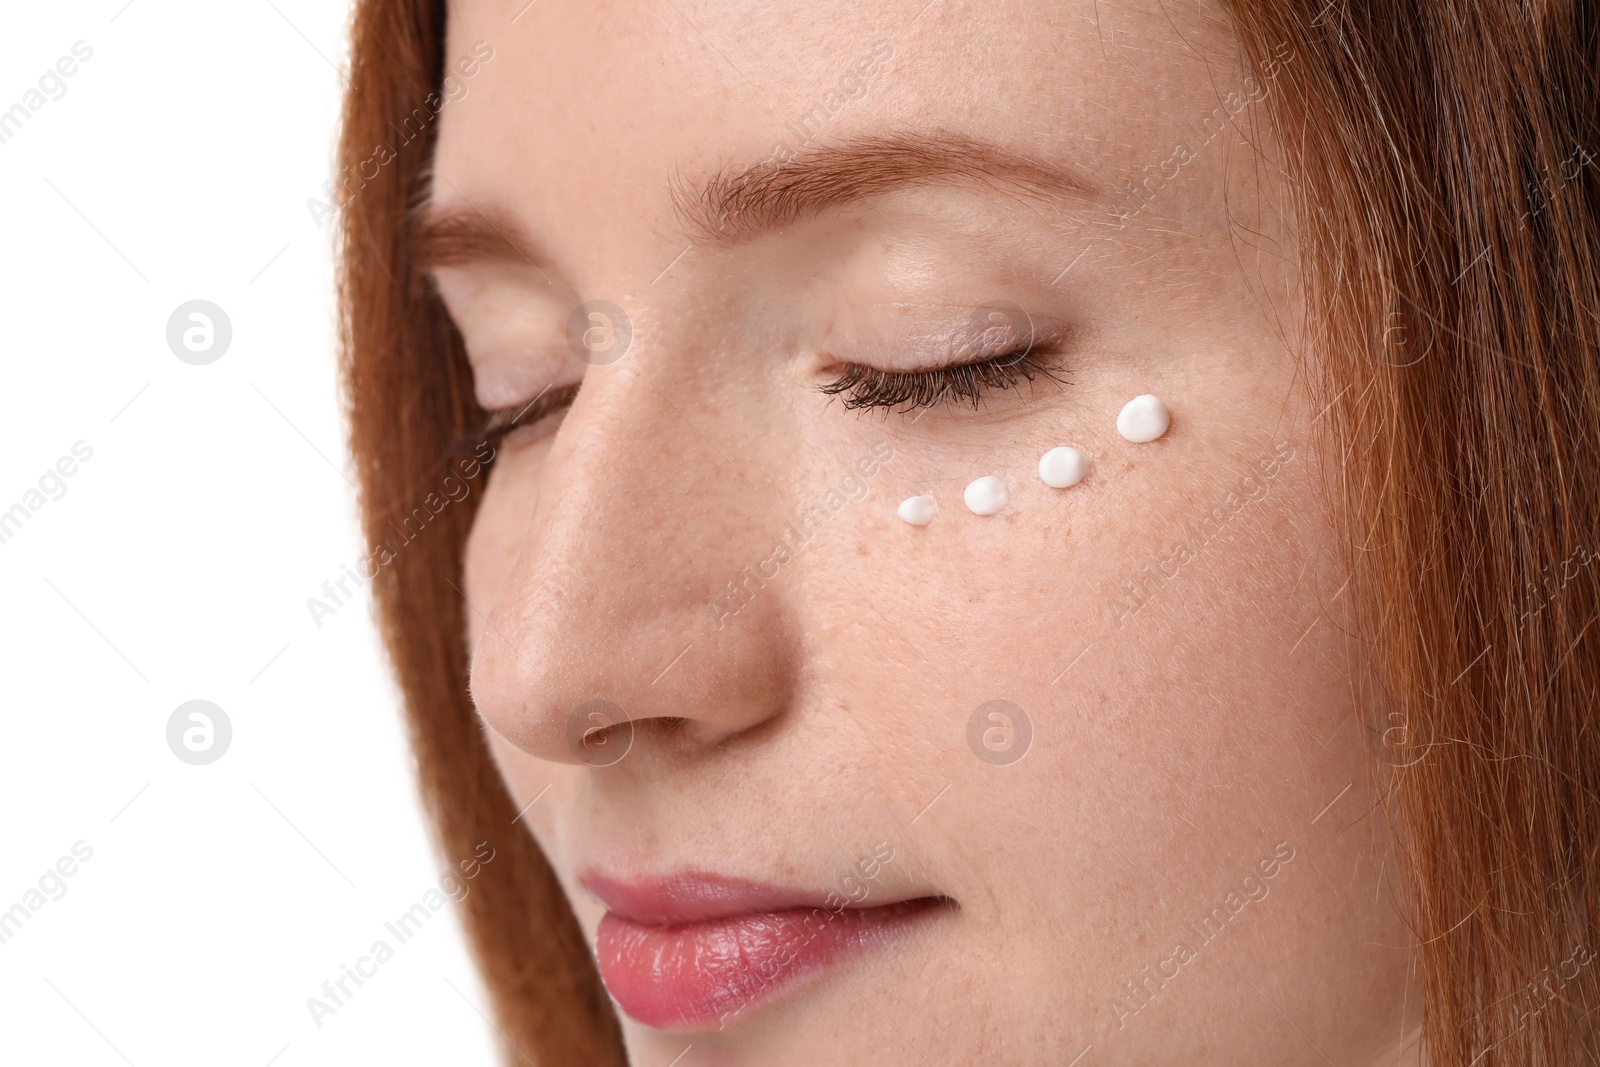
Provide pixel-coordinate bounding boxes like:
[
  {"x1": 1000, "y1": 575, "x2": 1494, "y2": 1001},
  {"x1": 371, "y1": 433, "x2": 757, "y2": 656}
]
[{"x1": 467, "y1": 350, "x2": 799, "y2": 766}]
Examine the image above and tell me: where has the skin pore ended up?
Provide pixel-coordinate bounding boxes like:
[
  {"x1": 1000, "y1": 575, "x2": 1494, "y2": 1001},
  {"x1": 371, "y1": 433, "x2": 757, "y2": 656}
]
[{"x1": 434, "y1": 0, "x2": 1422, "y2": 1063}]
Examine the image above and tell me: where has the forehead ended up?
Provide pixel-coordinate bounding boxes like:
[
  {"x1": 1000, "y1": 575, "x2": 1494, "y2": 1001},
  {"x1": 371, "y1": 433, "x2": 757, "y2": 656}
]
[{"x1": 434, "y1": 0, "x2": 1246, "y2": 280}]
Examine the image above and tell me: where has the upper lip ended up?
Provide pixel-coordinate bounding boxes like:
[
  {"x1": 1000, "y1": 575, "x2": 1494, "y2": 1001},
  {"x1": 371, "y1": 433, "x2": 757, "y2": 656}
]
[{"x1": 582, "y1": 870, "x2": 935, "y2": 927}]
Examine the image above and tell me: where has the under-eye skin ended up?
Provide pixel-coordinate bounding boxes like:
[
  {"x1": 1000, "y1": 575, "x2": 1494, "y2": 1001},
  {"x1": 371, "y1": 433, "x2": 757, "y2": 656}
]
[{"x1": 819, "y1": 347, "x2": 1070, "y2": 415}]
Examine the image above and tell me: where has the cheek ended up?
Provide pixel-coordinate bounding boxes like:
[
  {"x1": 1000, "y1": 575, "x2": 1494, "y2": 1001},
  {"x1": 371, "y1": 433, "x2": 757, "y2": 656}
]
[
  {"x1": 864, "y1": 418, "x2": 1346, "y2": 890},
  {"x1": 1069, "y1": 439, "x2": 1347, "y2": 779}
]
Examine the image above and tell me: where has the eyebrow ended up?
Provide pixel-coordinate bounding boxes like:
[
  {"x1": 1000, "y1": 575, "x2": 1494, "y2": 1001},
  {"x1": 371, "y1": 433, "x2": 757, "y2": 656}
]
[
  {"x1": 414, "y1": 129, "x2": 1104, "y2": 270},
  {"x1": 413, "y1": 202, "x2": 550, "y2": 273},
  {"x1": 674, "y1": 129, "x2": 1105, "y2": 246}
]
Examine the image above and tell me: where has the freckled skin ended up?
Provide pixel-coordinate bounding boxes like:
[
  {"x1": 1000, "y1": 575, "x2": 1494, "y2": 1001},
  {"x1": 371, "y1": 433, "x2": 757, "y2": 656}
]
[{"x1": 435, "y1": 1, "x2": 1421, "y2": 1064}]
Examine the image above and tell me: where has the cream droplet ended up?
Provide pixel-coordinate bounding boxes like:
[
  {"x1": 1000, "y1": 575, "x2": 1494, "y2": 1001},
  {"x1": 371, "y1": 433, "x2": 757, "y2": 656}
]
[
  {"x1": 898, "y1": 495, "x2": 937, "y2": 526},
  {"x1": 1117, "y1": 395, "x2": 1170, "y2": 443},
  {"x1": 964, "y1": 476, "x2": 1009, "y2": 515},
  {"x1": 1038, "y1": 447, "x2": 1089, "y2": 488}
]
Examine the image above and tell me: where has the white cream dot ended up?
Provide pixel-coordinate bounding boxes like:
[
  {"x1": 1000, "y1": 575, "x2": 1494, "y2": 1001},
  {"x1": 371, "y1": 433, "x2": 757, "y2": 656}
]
[
  {"x1": 1038, "y1": 447, "x2": 1089, "y2": 488},
  {"x1": 1117, "y1": 395, "x2": 1171, "y2": 443},
  {"x1": 964, "y1": 476, "x2": 1009, "y2": 516},
  {"x1": 898, "y1": 495, "x2": 937, "y2": 526}
]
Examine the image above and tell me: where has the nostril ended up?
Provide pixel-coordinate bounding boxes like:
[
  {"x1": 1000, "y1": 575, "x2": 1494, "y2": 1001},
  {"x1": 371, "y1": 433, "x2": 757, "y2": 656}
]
[{"x1": 558, "y1": 705, "x2": 705, "y2": 768}]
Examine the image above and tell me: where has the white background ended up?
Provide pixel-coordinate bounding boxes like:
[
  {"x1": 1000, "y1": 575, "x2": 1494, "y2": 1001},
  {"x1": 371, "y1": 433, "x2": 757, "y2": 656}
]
[{"x1": 0, "y1": 3, "x2": 500, "y2": 1063}]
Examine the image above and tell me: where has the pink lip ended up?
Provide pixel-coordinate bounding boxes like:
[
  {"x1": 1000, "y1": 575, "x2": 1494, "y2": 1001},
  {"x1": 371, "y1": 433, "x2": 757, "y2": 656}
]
[{"x1": 583, "y1": 871, "x2": 944, "y2": 1030}]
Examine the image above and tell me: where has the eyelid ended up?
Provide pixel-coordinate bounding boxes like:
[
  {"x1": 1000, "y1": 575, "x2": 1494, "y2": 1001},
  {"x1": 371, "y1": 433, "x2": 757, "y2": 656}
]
[
  {"x1": 830, "y1": 302, "x2": 1068, "y2": 368},
  {"x1": 429, "y1": 266, "x2": 574, "y2": 409}
]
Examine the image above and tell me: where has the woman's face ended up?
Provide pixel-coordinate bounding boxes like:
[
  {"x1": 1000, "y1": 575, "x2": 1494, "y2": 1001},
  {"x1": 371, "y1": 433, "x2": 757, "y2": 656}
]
[{"x1": 435, "y1": 1, "x2": 1418, "y2": 1062}]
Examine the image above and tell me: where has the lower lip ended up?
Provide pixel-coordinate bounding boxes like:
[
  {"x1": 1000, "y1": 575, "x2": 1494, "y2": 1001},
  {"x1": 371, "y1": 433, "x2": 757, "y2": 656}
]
[{"x1": 595, "y1": 898, "x2": 937, "y2": 1030}]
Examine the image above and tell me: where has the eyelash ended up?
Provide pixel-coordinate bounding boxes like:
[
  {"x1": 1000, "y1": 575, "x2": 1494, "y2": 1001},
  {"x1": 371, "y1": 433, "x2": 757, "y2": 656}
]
[
  {"x1": 819, "y1": 347, "x2": 1068, "y2": 414},
  {"x1": 453, "y1": 382, "x2": 583, "y2": 461},
  {"x1": 453, "y1": 343, "x2": 1063, "y2": 458}
]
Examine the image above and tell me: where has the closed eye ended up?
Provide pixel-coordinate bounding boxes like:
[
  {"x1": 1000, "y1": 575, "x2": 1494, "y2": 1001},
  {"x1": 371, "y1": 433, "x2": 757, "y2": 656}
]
[
  {"x1": 818, "y1": 347, "x2": 1068, "y2": 415},
  {"x1": 449, "y1": 381, "x2": 583, "y2": 462}
]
